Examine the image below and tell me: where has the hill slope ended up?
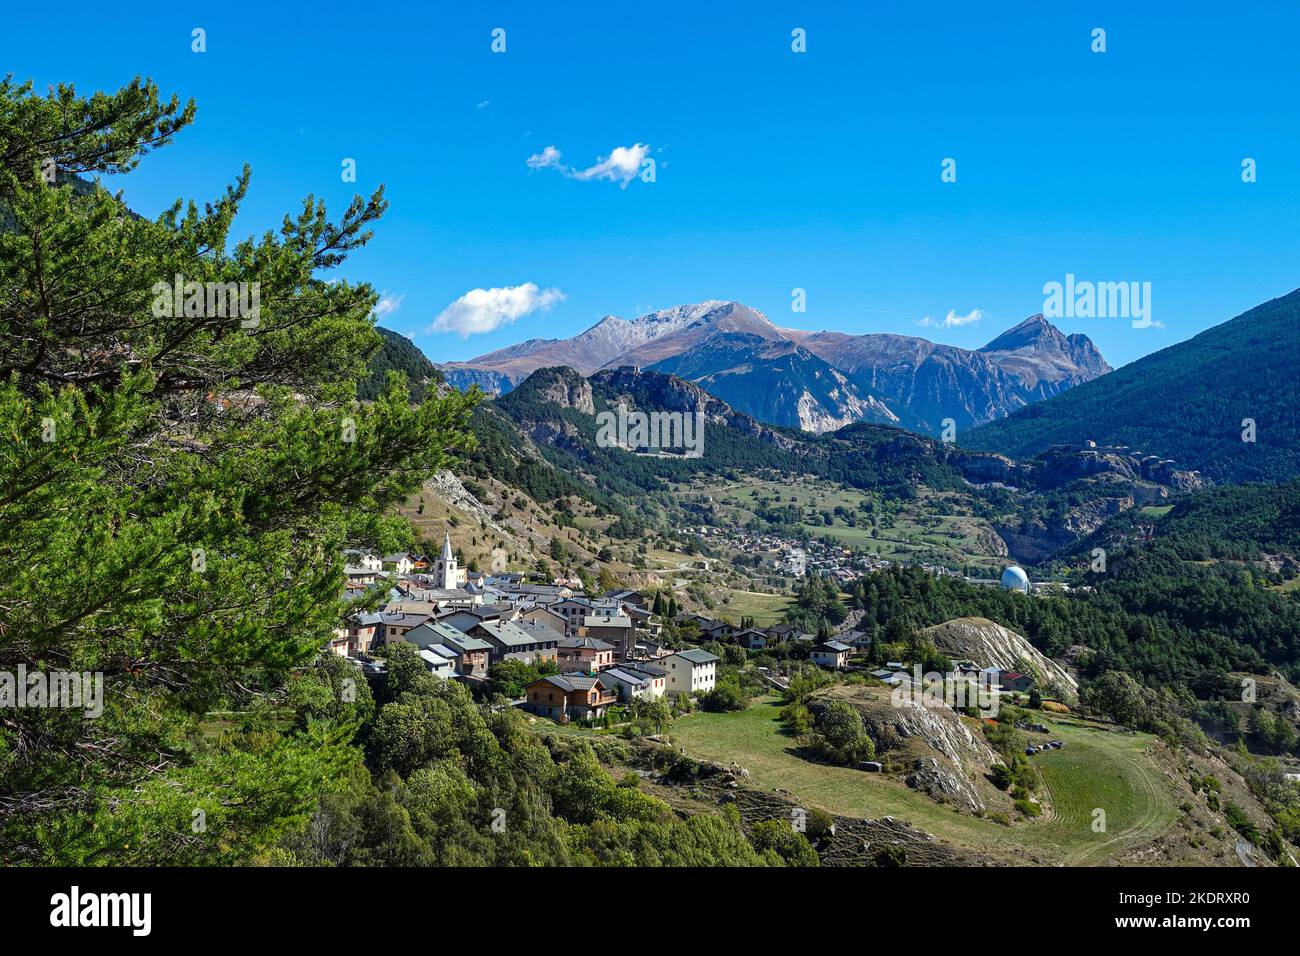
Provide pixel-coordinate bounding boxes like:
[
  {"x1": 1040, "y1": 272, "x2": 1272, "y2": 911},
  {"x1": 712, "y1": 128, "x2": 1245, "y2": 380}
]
[
  {"x1": 964, "y1": 289, "x2": 1300, "y2": 484},
  {"x1": 359, "y1": 327, "x2": 443, "y2": 401}
]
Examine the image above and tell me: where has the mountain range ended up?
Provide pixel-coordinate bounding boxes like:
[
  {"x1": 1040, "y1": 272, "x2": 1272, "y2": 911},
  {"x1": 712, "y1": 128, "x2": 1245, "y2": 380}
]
[{"x1": 437, "y1": 300, "x2": 1111, "y2": 435}]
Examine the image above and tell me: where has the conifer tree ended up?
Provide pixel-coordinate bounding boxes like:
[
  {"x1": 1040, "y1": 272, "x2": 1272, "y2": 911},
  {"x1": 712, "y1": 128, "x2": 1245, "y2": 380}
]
[{"x1": 0, "y1": 76, "x2": 477, "y2": 863}]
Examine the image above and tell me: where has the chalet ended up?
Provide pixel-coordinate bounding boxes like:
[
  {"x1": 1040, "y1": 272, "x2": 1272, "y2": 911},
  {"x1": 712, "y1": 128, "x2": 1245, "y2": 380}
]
[
  {"x1": 343, "y1": 565, "x2": 379, "y2": 586},
  {"x1": 663, "y1": 648, "x2": 719, "y2": 697},
  {"x1": 697, "y1": 619, "x2": 735, "y2": 642},
  {"x1": 598, "y1": 663, "x2": 667, "y2": 701},
  {"x1": 342, "y1": 549, "x2": 384, "y2": 573},
  {"x1": 734, "y1": 628, "x2": 769, "y2": 651},
  {"x1": 524, "y1": 674, "x2": 617, "y2": 720},
  {"x1": 402, "y1": 621, "x2": 494, "y2": 678},
  {"x1": 625, "y1": 662, "x2": 667, "y2": 698},
  {"x1": 436, "y1": 604, "x2": 514, "y2": 633},
  {"x1": 403, "y1": 620, "x2": 472, "y2": 651},
  {"x1": 993, "y1": 670, "x2": 1034, "y2": 693},
  {"x1": 435, "y1": 631, "x2": 493, "y2": 679},
  {"x1": 552, "y1": 597, "x2": 621, "y2": 636},
  {"x1": 839, "y1": 630, "x2": 873, "y2": 652},
  {"x1": 604, "y1": 588, "x2": 650, "y2": 610},
  {"x1": 518, "y1": 603, "x2": 569, "y2": 637},
  {"x1": 810, "y1": 640, "x2": 852, "y2": 670},
  {"x1": 557, "y1": 636, "x2": 617, "y2": 673},
  {"x1": 765, "y1": 623, "x2": 797, "y2": 643}
]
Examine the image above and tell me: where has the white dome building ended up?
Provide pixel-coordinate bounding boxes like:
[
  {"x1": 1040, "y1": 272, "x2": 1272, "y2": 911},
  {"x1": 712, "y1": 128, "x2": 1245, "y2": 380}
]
[{"x1": 1000, "y1": 565, "x2": 1031, "y2": 593}]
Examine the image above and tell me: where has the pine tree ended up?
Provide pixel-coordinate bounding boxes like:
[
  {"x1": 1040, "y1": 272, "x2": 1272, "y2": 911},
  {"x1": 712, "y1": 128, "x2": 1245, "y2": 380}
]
[{"x1": 0, "y1": 76, "x2": 477, "y2": 863}]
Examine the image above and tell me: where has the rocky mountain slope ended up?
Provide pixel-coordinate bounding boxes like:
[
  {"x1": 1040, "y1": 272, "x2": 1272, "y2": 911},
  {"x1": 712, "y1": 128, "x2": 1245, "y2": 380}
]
[
  {"x1": 787, "y1": 314, "x2": 1111, "y2": 433},
  {"x1": 648, "y1": 331, "x2": 898, "y2": 432}
]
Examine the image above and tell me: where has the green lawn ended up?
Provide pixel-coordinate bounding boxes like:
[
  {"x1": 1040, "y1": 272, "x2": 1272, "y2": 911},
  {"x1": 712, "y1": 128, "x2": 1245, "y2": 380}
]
[
  {"x1": 670, "y1": 697, "x2": 1178, "y2": 865},
  {"x1": 717, "y1": 590, "x2": 794, "y2": 626}
]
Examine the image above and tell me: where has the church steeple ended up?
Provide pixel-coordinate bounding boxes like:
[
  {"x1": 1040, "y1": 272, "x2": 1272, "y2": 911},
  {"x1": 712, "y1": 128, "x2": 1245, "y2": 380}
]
[{"x1": 435, "y1": 531, "x2": 460, "y2": 589}]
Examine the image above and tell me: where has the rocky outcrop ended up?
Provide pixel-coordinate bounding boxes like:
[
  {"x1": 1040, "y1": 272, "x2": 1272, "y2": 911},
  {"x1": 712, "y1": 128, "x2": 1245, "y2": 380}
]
[
  {"x1": 809, "y1": 686, "x2": 1002, "y2": 814},
  {"x1": 520, "y1": 366, "x2": 595, "y2": 414},
  {"x1": 438, "y1": 365, "x2": 515, "y2": 397}
]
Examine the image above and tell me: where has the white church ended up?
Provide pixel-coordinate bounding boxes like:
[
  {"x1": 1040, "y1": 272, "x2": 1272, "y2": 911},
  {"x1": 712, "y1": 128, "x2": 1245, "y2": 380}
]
[{"x1": 431, "y1": 531, "x2": 467, "y2": 590}]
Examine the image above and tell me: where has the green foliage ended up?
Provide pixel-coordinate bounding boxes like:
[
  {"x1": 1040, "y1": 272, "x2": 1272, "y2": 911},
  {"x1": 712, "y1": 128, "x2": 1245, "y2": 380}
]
[
  {"x1": 289, "y1": 674, "x2": 788, "y2": 866},
  {"x1": 749, "y1": 819, "x2": 819, "y2": 866},
  {"x1": 486, "y1": 658, "x2": 556, "y2": 700},
  {"x1": 700, "y1": 672, "x2": 751, "y2": 712},
  {"x1": 814, "y1": 700, "x2": 876, "y2": 765}
]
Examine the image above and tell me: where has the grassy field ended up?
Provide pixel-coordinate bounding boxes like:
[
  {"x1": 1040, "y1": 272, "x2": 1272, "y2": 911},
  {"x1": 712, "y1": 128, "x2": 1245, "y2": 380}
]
[
  {"x1": 670, "y1": 697, "x2": 1179, "y2": 865},
  {"x1": 716, "y1": 590, "x2": 794, "y2": 626}
]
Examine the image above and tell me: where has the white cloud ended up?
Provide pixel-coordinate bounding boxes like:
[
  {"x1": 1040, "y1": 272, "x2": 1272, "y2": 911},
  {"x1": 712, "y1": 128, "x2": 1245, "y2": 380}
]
[
  {"x1": 476, "y1": 100, "x2": 491, "y2": 109},
  {"x1": 526, "y1": 145, "x2": 564, "y2": 171},
  {"x1": 431, "y1": 283, "x2": 565, "y2": 337},
  {"x1": 374, "y1": 292, "x2": 405, "y2": 319},
  {"x1": 917, "y1": 308, "x2": 985, "y2": 329},
  {"x1": 525, "y1": 142, "x2": 651, "y2": 188}
]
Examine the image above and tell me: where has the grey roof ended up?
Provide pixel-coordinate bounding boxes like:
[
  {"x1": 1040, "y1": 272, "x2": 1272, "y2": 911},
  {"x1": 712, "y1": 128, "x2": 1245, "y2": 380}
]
[
  {"x1": 379, "y1": 611, "x2": 431, "y2": 627},
  {"x1": 477, "y1": 619, "x2": 559, "y2": 648},
  {"x1": 673, "y1": 648, "x2": 719, "y2": 665},
  {"x1": 538, "y1": 674, "x2": 605, "y2": 693},
  {"x1": 584, "y1": 613, "x2": 632, "y2": 628},
  {"x1": 419, "y1": 647, "x2": 456, "y2": 669},
  {"x1": 816, "y1": 640, "x2": 852, "y2": 652},
  {"x1": 601, "y1": 667, "x2": 649, "y2": 686},
  {"x1": 623, "y1": 662, "x2": 667, "y2": 678},
  {"x1": 437, "y1": 630, "x2": 493, "y2": 653},
  {"x1": 405, "y1": 621, "x2": 477, "y2": 649},
  {"x1": 560, "y1": 636, "x2": 615, "y2": 651}
]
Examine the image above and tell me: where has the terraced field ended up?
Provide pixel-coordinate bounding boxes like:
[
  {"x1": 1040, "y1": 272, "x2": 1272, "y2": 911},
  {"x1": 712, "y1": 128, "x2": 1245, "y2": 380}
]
[{"x1": 670, "y1": 698, "x2": 1179, "y2": 865}]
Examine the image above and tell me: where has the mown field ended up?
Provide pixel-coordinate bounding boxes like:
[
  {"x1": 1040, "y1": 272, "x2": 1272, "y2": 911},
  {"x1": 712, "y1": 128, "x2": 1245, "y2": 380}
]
[
  {"x1": 716, "y1": 590, "x2": 795, "y2": 626},
  {"x1": 669, "y1": 697, "x2": 1179, "y2": 865}
]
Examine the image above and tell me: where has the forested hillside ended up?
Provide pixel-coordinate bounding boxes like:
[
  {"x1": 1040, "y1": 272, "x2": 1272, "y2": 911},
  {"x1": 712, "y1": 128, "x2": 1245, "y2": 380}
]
[
  {"x1": 965, "y1": 289, "x2": 1300, "y2": 484},
  {"x1": 359, "y1": 327, "x2": 443, "y2": 401}
]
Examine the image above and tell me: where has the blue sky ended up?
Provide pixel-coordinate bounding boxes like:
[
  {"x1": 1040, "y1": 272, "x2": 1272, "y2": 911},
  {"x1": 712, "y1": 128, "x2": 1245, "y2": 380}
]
[{"x1": 5, "y1": 1, "x2": 1299, "y2": 367}]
